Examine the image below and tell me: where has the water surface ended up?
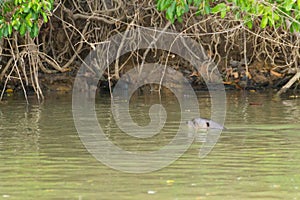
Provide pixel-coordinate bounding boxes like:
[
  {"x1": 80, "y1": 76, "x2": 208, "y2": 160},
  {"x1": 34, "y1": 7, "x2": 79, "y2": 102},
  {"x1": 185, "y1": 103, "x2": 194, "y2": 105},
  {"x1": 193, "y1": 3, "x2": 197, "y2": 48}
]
[{"x1": 0, "y1": 91, "x2": 300, "y2": 199}]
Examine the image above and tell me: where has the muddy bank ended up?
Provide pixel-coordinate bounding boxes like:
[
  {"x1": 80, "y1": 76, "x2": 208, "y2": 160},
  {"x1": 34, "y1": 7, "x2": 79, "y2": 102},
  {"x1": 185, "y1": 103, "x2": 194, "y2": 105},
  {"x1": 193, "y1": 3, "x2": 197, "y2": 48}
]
[{"x1": 0, "y1": 58, "x2": 298, "y2": 99}]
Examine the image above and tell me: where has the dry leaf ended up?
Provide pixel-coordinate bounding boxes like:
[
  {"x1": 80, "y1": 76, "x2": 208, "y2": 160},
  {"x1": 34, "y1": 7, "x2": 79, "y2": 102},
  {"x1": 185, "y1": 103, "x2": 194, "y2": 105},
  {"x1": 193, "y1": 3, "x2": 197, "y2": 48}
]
[{"x1": 270, "y1": 70, "x2": 283, "y2": 78}]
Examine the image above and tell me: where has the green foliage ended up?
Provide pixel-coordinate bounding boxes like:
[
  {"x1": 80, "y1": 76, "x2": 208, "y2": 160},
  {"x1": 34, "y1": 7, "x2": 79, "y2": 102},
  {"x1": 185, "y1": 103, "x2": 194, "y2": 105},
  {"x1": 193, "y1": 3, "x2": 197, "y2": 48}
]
[
  {"x1": 157, "y1": 0, "x2": 189, "y2": 23},
  {"x1": 156, "y1": 0, "x2": 300, "y2": 32},
  {"x1": 0, "y1": 0, "x2": 53, "y2": 39}
]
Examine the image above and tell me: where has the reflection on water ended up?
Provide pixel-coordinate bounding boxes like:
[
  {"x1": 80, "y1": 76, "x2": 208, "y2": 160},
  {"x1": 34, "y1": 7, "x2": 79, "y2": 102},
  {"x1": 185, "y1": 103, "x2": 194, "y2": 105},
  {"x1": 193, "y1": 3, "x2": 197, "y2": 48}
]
[{"x1": 0, "y1": 91, "x2": 300, "y2": 199}]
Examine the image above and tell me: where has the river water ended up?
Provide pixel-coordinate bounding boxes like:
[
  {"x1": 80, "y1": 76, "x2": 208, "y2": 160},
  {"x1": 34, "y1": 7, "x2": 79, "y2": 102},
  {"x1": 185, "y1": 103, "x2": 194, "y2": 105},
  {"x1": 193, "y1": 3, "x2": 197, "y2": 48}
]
[{"x1": 0, "y1": 91, "x2": 300, "y2": 199}]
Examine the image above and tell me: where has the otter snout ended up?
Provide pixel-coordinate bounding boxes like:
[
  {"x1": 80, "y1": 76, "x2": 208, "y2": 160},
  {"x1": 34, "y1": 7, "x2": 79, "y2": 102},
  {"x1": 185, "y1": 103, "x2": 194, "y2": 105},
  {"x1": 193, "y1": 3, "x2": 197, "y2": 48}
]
[{"x1": 187, "y1": 118, "x2": 226, "y2": 130}]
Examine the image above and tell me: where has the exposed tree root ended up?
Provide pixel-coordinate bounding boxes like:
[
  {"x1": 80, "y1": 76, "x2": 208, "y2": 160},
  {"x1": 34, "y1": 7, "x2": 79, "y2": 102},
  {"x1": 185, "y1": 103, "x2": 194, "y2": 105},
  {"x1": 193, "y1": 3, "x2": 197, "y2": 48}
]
[
  {"x1": 0, "y1": 0, "x2": 300, "y2": 101},
  {"x1": 276, "y1": 70, "x2": 300, "y2": 96}
]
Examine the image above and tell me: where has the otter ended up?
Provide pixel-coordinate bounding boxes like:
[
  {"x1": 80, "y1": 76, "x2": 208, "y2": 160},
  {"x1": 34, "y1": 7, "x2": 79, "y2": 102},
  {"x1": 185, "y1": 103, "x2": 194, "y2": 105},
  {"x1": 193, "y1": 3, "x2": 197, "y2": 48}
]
[{"x1": 187, "y1": 118, "x2": 226, "y2": 130}]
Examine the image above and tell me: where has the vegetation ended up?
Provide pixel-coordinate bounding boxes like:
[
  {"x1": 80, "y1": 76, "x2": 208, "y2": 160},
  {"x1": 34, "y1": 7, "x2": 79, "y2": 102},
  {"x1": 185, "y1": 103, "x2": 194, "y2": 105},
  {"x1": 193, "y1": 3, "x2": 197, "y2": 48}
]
[
  {"x1": 157, "y1": 0, "x2": 300, "y2": 32},
  {"x1": 156, "y1": 0, "x2": 300, "y2": 95},
  {"x1": 0, "y1": 0, "x2": 300, "y2": 101},
  {"x1": 0, "y1": 0, "x2": 53, "y2": 38}
]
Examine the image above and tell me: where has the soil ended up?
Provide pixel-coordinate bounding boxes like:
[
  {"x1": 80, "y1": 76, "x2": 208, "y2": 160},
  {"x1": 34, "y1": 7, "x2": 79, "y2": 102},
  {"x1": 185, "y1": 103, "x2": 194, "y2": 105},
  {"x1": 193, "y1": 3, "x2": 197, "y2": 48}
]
[{"x1": 0, "y1": 58, "x2": 297, "y2": 98}]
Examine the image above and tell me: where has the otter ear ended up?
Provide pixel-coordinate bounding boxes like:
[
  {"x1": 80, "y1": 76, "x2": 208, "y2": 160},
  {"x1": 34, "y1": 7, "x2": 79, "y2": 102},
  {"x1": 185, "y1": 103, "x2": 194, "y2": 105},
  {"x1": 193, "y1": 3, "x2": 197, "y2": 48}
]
[{"x1": 206, "y1": 122, "x2": 210, "y2": 128}]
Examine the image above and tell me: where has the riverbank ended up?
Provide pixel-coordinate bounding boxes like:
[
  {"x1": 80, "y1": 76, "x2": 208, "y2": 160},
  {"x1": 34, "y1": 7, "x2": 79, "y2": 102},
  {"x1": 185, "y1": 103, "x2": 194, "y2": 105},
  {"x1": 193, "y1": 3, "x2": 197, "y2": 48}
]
[{"x1": 0, "y1": 61, "x2": 299, "y2": 101}]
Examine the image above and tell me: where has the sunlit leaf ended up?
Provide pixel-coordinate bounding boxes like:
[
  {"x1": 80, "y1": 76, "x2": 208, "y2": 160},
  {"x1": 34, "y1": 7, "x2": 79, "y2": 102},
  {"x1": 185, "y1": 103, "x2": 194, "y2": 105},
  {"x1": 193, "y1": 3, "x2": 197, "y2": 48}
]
[
  {"x1": 7, "y1": 23, "x2": 12, "y2": 35},
  {"x1": 176, "y1": 5, "x2": 185, "y2": 17},
  {"x1": 41, "y1": 11, "x2": 48, "y2": 23},
  {"x1": 246, "y1": 21, "x2": 253, "y2": 29},
  {"x1": 23, "y1": 4, "x2": 30, "y2": 13},
  {"x1": 284, "y1": 0, "x2": 294, "y2": 11},
  {"x1": 273, "y1": 12, "x2": 280, "y2": 21},
  {"x1": 166, "y1": 1, "x2": 176, "y2": 23},
  {"x1": 221, "y1": 10, "x2": 226, "y2": 18},
  {"x1": 156, "y1": 0, "x2": 162, "y2": 10},
  {"x1": 211, "y1": 3, "x2": 226, "y2": 13},
  {"x1": 291, "y1": 22, "x2": 300, "y2": 33},
  {"x1": 19, "y1": 22, "x2": 26, "y2": 36},
  {"x1": 268, "y1": 16, "x2": 274, "y2": 26},
  {"x1": 261, "y1": 15, "x2": 268, "y2": 28}
]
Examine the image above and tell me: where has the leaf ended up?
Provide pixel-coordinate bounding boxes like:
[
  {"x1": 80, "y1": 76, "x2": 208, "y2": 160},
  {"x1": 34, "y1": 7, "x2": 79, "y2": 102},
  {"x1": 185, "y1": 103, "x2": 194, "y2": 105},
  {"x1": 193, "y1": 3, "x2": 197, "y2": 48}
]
[
  {"x1": 25, "y1": 12, "x2": 32, "y2": 21},
  {"x1": 291, "y1": 22, "x2": 300, "y2": 33},
  {"x1": 195, "y1": 10, "x2": 201, "y2": 16},
  {"x1": 36, "y1": 3, "x2": 41, "y2": 12},
  {"x1": 50, "y1": 0, "x2": 54, "y2": 8},
  {"x1": 270, "y1": 70, "x2": 283, "y2": 78},
  {"x1": 220, "y1": 10, "x2": 226, "y2": 18},
  {"x1": 25, "y1": 18, "x2": 33, "y2": 27},
  {"x1": 274, "y1": 21, "x2": 282, "y2": 29},
  {"x1": 176, "y1": 5, "x2": 185, "y2": 17},
  {"x1": 246, "y1": 21, "x2": 253, "y2": 29},
  {"x1": 204, "y1": 5, "x2": 210, "y2": 14},
  {"x1": 20, "y1": 22, "x2": 26, "y2": 36},
  {"x1": 156, "y1": 0, "x2": 162, "y2": 10},
  {"x1": 284, "y1": 0, "x2": 294, "y2": 11},
  {"x1": 177, "y1": 16, "x2": 183, "y2": 23},
  {"x1": 161, "y1": 0, "x2": 172, "y2": 11},
  {"x1": 13, "y1": 20, "x2": 21, "y2": 30},
  {"x1": 184, "y1": 3, "x2": 189, "y2": 12},
  {"x1": 258, "y1": 4, "x2": 265, "y2": 15},
  {"x1": 273, "y1": 13, "x2": 280, "y2": 21},
  {"x1": 166, "y1": 1, "x2": 176, "y2": 23},
  {"x1": 211, "y1": 3, "x2": 226, "y2": 14},
  {"x1": 264, "y1": 6, "x2": 272, "y2": 15},
  {"x1": 260, "y1": 15, "x2": 268, "y2": 28},
  {"x1": 25, "y1": 13, "x2": 33, "y2": 27},
  {"x1": 3, "y1": 24, "x2": 8, "y2": 37},
  {"x1": 41, "y1": 11, "x2": 48, "y2": 23},
  {"x1": 7, "y1": 23, "x2": 12, "y2": 35},
  {"x1": 243, "y1": 3, "x2": 251, "y2": 12},
  {"x1": 193, "y1": 0, "x2": 201, "y2": 7},
  {"x1": 23, "y1": 4, "x2": 30, "y2": 13},
  {"x1": 30, "y1": 22, "x2": 39, "y2": 38},
  {"x1": 31, "y1": 12, "x2": 38, "y2": 20},
  {"x1": 32, "y1": 3, "x2": 37, "y2": 12},
  {"x1": 298, "y1": 0, "x2": 300, "y2": 9},
  {"x1": 268, "y1": 16, "x2": 274, "y2": 26}
]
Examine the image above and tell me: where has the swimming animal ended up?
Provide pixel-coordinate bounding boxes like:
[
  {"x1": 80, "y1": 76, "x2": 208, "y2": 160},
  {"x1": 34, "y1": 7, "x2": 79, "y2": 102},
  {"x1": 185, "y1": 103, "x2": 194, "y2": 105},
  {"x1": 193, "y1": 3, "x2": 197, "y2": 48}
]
[{"x1": 187, "y1": 118, "x2": 226, "y2": 130}]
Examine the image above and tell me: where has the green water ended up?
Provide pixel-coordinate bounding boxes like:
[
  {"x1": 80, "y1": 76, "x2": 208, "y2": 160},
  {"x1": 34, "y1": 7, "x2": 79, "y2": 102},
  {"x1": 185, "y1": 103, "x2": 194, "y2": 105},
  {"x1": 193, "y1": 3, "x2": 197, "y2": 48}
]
[{"x1": 0, "y1": 91, "x2": 300, "y2": 199}]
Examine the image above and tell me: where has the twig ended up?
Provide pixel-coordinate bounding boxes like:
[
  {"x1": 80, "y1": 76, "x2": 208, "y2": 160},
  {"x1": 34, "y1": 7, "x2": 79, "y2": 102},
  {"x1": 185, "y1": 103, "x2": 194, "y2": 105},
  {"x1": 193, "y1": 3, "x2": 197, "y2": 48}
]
[{"x1": 276, "y1": 70, "x2": 300, "y2": 96}]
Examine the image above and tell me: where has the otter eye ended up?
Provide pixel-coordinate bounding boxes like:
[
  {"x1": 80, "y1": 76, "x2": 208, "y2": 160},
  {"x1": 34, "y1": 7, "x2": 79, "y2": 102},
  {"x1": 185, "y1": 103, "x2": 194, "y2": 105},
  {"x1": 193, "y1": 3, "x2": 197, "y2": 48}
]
[{"x1": 206, "y1": 122, "x2": 210, "y2": 127}]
